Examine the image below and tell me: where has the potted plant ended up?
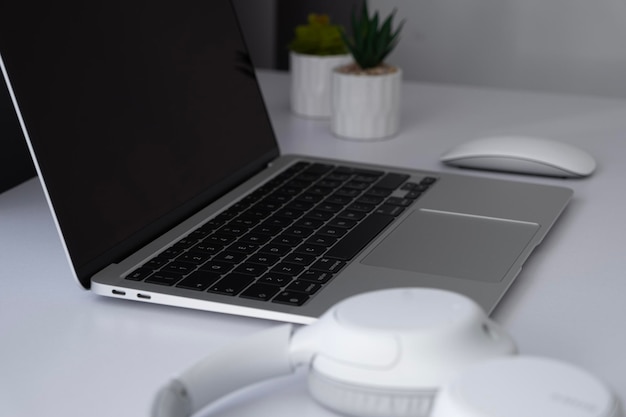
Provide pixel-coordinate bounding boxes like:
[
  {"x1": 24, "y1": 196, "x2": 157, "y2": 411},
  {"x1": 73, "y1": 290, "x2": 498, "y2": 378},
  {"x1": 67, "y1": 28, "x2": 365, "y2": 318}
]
[
  {"x1": 288, "y1": 14, "x2": 352, "y2": 118},
  {"x1": 332, "y1": 2, "x2": 405, "y2": 140}
]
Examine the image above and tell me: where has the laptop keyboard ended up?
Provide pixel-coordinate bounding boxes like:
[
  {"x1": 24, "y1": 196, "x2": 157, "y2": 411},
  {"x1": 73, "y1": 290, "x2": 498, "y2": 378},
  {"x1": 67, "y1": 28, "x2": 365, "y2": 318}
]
[{"x1": 125, "y1": 161, "x2": 437, "y2": 306}]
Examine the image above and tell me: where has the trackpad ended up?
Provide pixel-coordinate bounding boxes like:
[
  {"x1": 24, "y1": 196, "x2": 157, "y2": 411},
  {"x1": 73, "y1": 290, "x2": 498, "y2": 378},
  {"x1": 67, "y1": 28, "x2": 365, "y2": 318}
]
[{"x1": 362, "y1": 209, "x2": 539, "y2": 282}]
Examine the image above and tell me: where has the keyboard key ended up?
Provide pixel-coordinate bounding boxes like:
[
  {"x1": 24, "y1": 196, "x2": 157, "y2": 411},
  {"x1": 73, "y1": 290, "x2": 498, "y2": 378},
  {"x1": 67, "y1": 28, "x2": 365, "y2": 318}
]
[
  {"x1": 317, "y1": 226, "x2": 347, "y2": 238},
  {"x1": 375, "y1": 204, "x2": 405, "y2": 216},
  {"x1": 400, "y1": 182, "x2": 427, "y2": 192},
  {"x1": 283, "y1": 253, "x2": 316, "y2": 266},
  {"x1": 242, "y1": 208, "x2": 270, "y2": 219},
  {"x1": 251, "y1": 224, "x2": 283, "y2": 236},
  {"x1": 343, "y1": 181, "x2": 370, "y2": 191},
  {"x1": 353, "y1": 174, "x2": 379, "y2": 183},
  {"x1": 334, "y1": 188, "x2": 361, "y2": 198},
  {"x1": 306, "y1": 234, "x2": 337, "y2": 247},
  {"x1": 281, "y1": 226, "x2": 313, "y2": 239},
  {"x1": 298, "y1": 270, "x2": 334, "y2": 284},
  {"x1": 208, "y1": 274, "x2": 254, "y2": 296},
  {"x1": 212, "y1": 251, "x2": 246, "y2": 264},
  {"x1": 126, "y1": 268, "x2": 153, "y2": 281},
  {"x1": 373, "y1": 173, "x2": 410, "y2": 190},
  {"x1": 240, "y1": 283, "x2": 281, "y2": 301},
  {"x1": 162, "y1": 261, "x2": 197, "y2": 275},
  {"x1": 404, "y1": 191, "x2": 422, "y2": 199},
  {"x1": 355, "y1": 195, "x2": 383, "y2": 205},
  {"x1": 364, "y1": 187, "x2": 392, "y2": 198},
  {"x1": 317, "y1": 179, "x2": 342, "y2": 188},
  {"x1": 204, "y1": 233, "x2": 236, "y2": 245},
  {"x1": 229, "y1": 216, "x2": 259, "y2": 228},
  {"x1": 247, "y1": 253, "x2": 280, "y2": 266},
  {"x1": 294, "y1": 218, "x2": 323, "y2": 229},
  {"x1": 286, "y1": 179, "x2": 313, "y2": 189},
  {"x1": 239, "y1": 232, "x2": 272, "y2": 245},
  {"x1": 347, "y1": 202, "x2": 375, "y2": 212},
  {"x1": 191, "y1": 241, "x2": 223, "y2": 255},
  {"x1": 276, "y1": 208, "x2": 304, "y2": 219},
  {"x1": 259, "y1": 243, "x2": 292, "y2": 256},
  {"x1": 176, "y1": 251, "x2": 212, "y2": 265},
  {"x1": 176, "y1": 270, "x2": 221, "y2": 291},
  {"x1": 159, "y1": 246, "x2": 185, "y2": 259},
  {"x1": 145, "y1": 271, "x2": 184, "y2": 286},
  {"x1": 310, "y1": 258, "x2": 346, "y2": 274},
  {"x1": 325, "y1": 194, "x2": 353, "y2": 205},
  {"x1": 336, "y1": 210, "x2": 367, "y2": 221},
  {"x1": 327, "y1": 218, "x2": 356, "y2": 229},
  {"x1": 270, "y1": 263, "x2": 305, "y2": 276},
  {"x1": 261, "y1": 216, "x2": 293, "y2": 228},
  {"x1": 258, "y1": 272, "x2": 293, "y2": 286},
  {"x1": 266, "y1": 191, "x2": 294, "y2": 204},
  {"x1": 173, "y1": 237, "x2": 199, "y2": 250},
  {"x1": 385, "y1": 197, "x2": 413, "y2": 207},
  {"x1": 198, "y1": 261, "x2": 235, "y2": 274},
  {"x1": 255, "y1": 200, "x2": 283, "y2": 212},
  {"x1": 272, "y1": 234, "x2": 303, "y2": 246},
  {"x1": 272, "y1": 290, "x2": 309, "y2": 306},
  {"x1": 218, "y1": 224, "x2": 249, "y2": 235},
  {"x1": 227, "y1": 242, "x2": 259, "y2": 254},
  {"x1": 285, "y1": 201, "x2": 314, "y2": 211},
  {"x1": 296, "y1": 193, "x2": 323, "y2": 204},
  {"x1": 294, "y1": 242, "x2": 327, "y2": 256},
  {"x1": 287, "y1": 280, "x2": 321, "y2": 295},
  {"x1": 305, "y1": 210, "x2": 333, "y2": 221},
  {"x1": 325, "y1": 214, "x2": 395, "y2": 261},
  {"x1": 145, "y1": 256, "x2": 169, "y2": 269},
  {"x1": 233, "y1": 263, "x2": 268, "y2": 277},
  {"x1": 307, "y1": 186, "x2": 333, "y2": 196}
]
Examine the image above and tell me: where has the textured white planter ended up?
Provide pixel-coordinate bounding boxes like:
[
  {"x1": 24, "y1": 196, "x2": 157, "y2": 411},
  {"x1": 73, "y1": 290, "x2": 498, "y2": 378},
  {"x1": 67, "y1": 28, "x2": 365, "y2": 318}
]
[
  {"x1": 290, "y1": 52, "x2": 351, "y2": 118},
  {"x1": 331, "y1": 67, "x2": 402, "y2": 140}
]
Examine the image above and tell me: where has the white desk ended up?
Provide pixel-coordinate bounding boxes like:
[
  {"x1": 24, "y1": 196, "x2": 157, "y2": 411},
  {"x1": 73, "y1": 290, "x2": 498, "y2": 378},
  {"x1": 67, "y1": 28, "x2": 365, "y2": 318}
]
[{"x1": 2, "y1": 70, "x2": 626, "y2": 416}]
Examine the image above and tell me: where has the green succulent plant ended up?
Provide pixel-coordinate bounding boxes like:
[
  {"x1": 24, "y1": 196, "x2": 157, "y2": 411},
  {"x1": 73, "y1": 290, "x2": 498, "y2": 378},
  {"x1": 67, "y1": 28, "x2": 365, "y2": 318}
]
[
  {"x1": 341, "y1": 1, "x2": 404, "y2": 70},
  {"x1": 288, "y1": 14, "x2": 348, "y2": 56}
]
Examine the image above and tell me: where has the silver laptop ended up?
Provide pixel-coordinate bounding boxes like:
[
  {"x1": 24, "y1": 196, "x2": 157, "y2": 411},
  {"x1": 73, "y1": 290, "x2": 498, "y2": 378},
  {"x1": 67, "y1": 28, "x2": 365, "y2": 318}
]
[{"x1": 0, "y1": 0, "x2": 572, "y2": 324}]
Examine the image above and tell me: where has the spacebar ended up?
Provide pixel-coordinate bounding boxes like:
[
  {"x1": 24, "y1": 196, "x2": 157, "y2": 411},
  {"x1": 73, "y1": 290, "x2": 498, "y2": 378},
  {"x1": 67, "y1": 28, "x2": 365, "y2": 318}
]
[{"x1": 325, "y1": 214, "x2": 395, "y2": 261}]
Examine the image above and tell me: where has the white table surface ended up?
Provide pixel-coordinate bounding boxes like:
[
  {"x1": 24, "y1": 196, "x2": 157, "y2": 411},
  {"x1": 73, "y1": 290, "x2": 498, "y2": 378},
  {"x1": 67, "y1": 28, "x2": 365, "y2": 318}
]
[{"x1": 2, "y1": 70, "x2": 626, "y2": 416}]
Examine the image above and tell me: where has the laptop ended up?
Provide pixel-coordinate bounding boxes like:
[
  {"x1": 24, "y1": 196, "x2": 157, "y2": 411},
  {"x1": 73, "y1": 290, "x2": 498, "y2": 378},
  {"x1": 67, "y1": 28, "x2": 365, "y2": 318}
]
[{"x1": 0, "y1": 0, "x2": 572, "y2": 324}]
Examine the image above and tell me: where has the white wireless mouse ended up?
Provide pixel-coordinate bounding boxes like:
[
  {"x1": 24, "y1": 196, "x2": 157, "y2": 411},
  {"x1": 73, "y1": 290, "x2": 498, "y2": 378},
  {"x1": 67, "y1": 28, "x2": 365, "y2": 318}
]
[{"x1": 440, "y1": 136, "x2": 597, "y2": 178}]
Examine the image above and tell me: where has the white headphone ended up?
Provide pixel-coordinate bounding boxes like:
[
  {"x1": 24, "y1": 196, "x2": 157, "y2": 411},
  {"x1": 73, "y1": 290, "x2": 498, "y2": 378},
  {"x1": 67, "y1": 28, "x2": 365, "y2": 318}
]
[
  {"x1": 151, "y1": 288, "x2": 621, "y2": 417},
  {"x1": 151, "y1": 288, "x2": 515, "y2": 417}
]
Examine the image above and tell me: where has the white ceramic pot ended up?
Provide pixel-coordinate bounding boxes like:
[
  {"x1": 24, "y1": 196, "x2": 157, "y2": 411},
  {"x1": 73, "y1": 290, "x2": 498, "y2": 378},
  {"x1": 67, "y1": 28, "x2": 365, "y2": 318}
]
[
  {"x1": 331, "y1": 67, "x2": 402, "y2": 140},
  {"x1": 290, "y1": 52, "x2": 351, "y2": 118}
]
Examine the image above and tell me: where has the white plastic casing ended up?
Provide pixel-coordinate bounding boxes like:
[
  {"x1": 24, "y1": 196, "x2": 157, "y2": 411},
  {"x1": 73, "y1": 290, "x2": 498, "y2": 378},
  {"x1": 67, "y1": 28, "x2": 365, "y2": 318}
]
[
  {"x1": 431, "y1": 356, "x2": 622, "y2": 417},
  {"x1": 290, "y1": 288, "x2": 517, "y2": 390}
]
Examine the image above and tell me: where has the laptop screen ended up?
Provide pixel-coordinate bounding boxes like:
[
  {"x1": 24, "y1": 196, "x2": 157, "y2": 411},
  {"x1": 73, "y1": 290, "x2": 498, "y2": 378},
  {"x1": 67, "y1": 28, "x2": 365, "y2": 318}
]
[{"x1": 0, "y1": 0, "x2": 279, "y2": 285}]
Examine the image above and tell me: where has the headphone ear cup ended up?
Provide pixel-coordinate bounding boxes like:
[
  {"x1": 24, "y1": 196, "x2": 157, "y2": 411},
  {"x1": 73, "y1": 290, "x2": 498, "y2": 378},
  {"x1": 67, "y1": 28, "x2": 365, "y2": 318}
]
[
  {"x1": 308, "y1": 367, "x2": 436, "y2": 417},
  {"x1": 431, "y1": 356, "x2": 622, "y2": 417},
  {"x1": 292, "y1": 288, "x2": 516, "y2": 417}
]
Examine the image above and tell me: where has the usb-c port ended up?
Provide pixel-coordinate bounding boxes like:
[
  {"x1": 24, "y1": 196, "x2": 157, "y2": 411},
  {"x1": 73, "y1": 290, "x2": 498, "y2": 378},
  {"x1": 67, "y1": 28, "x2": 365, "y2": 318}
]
[
  {"x1": 112, "y1": 290, "x2": 126, "y2": 296},
  {"x1": 137, "y1": 293, "x2": 151, "y2": 300}
]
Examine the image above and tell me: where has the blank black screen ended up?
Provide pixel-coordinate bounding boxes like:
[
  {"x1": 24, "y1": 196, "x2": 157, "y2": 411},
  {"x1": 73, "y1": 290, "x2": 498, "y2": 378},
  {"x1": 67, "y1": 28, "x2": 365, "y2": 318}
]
[{"x1": 0, "y1": 0, "x2": 279, "y2": 285}]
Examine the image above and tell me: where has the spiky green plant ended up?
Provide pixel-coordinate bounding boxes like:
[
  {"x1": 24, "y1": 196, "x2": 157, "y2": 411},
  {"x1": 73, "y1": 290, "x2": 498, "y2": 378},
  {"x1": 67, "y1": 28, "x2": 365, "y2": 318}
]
[
  {"x1": 288, "y1": 14, "x2": 348, "y2": 56},
  {"x1": 341, "y1": 1, "x2": 404, "y2": 70}
]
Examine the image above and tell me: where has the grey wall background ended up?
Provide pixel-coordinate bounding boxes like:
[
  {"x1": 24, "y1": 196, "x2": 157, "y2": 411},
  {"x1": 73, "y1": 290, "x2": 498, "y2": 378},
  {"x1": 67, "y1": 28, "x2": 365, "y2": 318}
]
[
  {"x1": 236, "y1": 0, "x2": 626, "y2": 99},
  {"x1": 370, "y1": 0, "x2": 626, "y2": 98}
]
